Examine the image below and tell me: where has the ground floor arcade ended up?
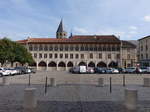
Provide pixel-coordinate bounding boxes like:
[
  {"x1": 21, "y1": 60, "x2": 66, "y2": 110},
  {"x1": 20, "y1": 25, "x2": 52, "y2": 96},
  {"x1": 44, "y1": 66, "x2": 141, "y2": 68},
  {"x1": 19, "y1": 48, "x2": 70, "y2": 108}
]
[{"x1": 29, "y1": 60, "x2": 119, "y2": 71}]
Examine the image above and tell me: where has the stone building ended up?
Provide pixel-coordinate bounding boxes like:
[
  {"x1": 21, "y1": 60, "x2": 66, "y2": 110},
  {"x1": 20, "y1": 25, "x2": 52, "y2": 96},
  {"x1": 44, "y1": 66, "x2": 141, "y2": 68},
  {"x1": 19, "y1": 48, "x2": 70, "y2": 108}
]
[
  {"x1": 121, "y1": 41, "x2": 137, "y2": 68},
  {"x1": 17, "y1": 20, "x2": 137, "y2": 71},
  {"x1": 138, "y1": 36, "x2": 150, "y2": 67}
]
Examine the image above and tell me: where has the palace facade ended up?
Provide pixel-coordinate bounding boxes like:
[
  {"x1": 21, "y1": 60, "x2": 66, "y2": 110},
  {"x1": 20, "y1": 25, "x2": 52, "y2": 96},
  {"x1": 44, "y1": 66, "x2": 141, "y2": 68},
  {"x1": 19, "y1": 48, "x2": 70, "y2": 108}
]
[{"x1": 18, "y1": 20, "x2": 137, "y2": 71}]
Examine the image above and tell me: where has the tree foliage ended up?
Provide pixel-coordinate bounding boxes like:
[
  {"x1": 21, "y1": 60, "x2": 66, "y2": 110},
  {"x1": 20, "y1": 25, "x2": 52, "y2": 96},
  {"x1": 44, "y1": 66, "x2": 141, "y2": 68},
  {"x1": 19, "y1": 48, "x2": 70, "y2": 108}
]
[{"x1": 0, "y1": 37, "x2": 34, "y2": 67}]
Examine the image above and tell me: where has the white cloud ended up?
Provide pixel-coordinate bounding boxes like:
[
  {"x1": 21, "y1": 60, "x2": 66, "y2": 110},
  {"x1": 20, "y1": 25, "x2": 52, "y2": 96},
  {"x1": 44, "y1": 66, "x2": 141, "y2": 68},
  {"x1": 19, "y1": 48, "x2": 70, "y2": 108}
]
[
  {"x1": 74, "y1": 27, "x2": 89, "y2": 34},
  {"x1": 129, "y1": 26, "x2": 137, "y2": 30},
  {"x1": 144, "y1": 15, "x2": 150, "y2": 22}
]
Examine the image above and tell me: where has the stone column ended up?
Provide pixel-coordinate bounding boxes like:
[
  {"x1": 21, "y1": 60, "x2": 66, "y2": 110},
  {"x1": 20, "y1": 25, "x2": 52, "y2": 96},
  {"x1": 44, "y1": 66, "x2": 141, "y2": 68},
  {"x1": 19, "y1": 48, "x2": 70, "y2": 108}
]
[
  {"x1": 124, "y1": 88, "x2": 138, "y2": 111},
  {"x1": 65, "y1": 61, "x2": 68, "y2": 71},
  {"x1": 143, "y1": 78, "x2": 150, "y2": 87},
  {"x1": 97, "y1": 78, "x2": 104, "y2": 87},
  {"x1": 49, "y1": 78, "x2": 56, "y2": 86},
  {"x1": 23, "y1": 88, "x2": 37, "y2": 112},
  {"x1": 46, "y1": 60, "x2": 49, "y2": 71},
  {"x1": 56, "y1": 62, "x2": 59, "y2": 71}
]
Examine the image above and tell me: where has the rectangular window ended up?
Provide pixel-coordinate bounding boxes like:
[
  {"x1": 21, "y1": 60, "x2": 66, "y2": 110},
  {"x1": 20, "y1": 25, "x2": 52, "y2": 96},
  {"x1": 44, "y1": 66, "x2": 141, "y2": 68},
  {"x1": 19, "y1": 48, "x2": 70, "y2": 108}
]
[
  {"x1": 90, "y1": 53, "x2": 93, "y2": 59},
  {"x1": 117, "y1": 54, "x2": 120, "y2": 59},
  {"x1": 44, "y1": 54, "x2": 47, "y2": 58},
  {"x1": 70, "y1": 54, "x2": 73, "y2": 59},
  {"x1": 146, "y1": 54, "x2": 148, "y2": 59},
  {"x1": 65, "y1": 54, "x2": 68, "y2": 59},
  {"x1": 108, "y1": 54, "x2": 111, "y2": 59},
  {"x1": 141, "y1": 46, "x2": 143, "y2": 51},
  {"x1": 141, "y1": 54, "x2": 143, "y2": 59},
  {"x1": 60, "y1": 54, "x2": 63, "y2": 58},
  {"x1": 76, "y1": 54, "x2": 79, "y2": 59},
  {"x1": 127, "y1": 54, "x2": 130, "y2": 59},
  {"x1": 34, "y1": 53, "x2": 37, "y2": 58},
  {"x1": 49, "y1": 54, "x2": 52, "y2": 58},
  {"x1": 81, "y1": 54, "x2": 84, "y2": 59},
  {"x1": 55, "y1": 54, "x2": 58, "y2": 58},
  {"x1": 146, "y1": 45, "x2": 148, "y2": 51},
  {"x1": 99, "y1": 53, "x2": 102, "y2": 59},
  {"x1": 39, "y1": 53, "x2": 42, "y2": 58}
]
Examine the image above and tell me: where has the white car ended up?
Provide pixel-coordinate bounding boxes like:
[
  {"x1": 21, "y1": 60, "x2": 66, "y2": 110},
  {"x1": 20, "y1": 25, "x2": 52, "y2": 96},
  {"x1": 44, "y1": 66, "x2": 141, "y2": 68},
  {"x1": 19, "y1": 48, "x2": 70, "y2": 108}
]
[
  {"x1": 6, "y1": 68, "x2": 19, "y2": 75},
  {"x1": 0, "y1": 68, "x2": 11, "y2": 76}
]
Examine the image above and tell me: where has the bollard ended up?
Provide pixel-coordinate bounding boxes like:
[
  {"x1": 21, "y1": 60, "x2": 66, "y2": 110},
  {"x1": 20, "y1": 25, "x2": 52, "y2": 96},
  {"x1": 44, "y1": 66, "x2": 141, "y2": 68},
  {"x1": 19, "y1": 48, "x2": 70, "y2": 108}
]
[
  {"x1": 123, "y1": 75, "x2": 126, "y2": 87},
  {"x1": 110, "y1": 77, "x2": 112, "y2": 93},
  {"x1": 28, "y1": 74, "x2": 31, "y2": 86},
  {"x1": 45, "y1": 77, "x2": 48, "y2": 94},
  {"x1": 124, "y1": 88, "x2": 138, "y2": 111},
  {"x1": 143, "y1": 78, "x2": 150, "y2": 87},
  {"x1": 2, "y1": 77, "x2": 10, "y2": 85},
  {"x1": 23, "y1": 88, "x2": 37, "y2": 111},
  {"x1": 49, "y1": 78, "x2": 56, "y2": 87},
  {"x1": 97, "y1": 78, "x2": 104, "y2": 87}
]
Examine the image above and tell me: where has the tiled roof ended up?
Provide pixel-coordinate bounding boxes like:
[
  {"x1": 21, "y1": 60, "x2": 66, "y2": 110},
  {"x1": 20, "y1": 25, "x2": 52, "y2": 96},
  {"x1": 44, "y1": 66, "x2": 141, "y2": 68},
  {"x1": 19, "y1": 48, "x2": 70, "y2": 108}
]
[
  {"x1": 16, "y1": 39, "x2": 27, "y2": 44},
  {"x1": 17, "y1": 35, "x2": 121, "y2": 44},
  {"x1": 122, "y1": 40, "x2": 137, "y2": 48}
]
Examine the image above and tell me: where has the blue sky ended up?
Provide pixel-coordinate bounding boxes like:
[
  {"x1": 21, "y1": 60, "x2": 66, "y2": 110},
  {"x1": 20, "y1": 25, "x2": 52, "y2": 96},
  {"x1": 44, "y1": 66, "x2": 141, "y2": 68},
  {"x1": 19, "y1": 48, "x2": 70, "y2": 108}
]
[{"x1": 0, "y1": 0, "x2": 150, "y2": 40}]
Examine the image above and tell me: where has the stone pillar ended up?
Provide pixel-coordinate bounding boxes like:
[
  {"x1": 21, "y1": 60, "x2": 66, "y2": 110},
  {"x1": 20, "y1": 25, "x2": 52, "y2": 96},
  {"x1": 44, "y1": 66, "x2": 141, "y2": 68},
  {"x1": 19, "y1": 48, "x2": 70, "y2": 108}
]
[
  {"x1": 23, "y1": 88, "x2": 37, "y2": 111},
  {"x1": 36, "y1": 61, "x2": 38, "y2": 71},
  {"x1": 46, "y1": 61, "x2": 49, "y2": 71},
  {"x1": 97, "y1": 78, "x2": 104, "y2": 87},
  {"x1": 65, "y1": 62, "x2": 68, "y2": 71},
  {"x1": 49, "y1": 78, "x2": 56, "y2": 86},
  {"x1": 56, "y1": 62, "x2": 58, "y2": 71},
  {"x1": 143, "y1": 78, "x2": 150, "y2": 87},
  {"x1": 124, "y1": 88, "x2": 138, "y2": 111},
  {"x1": 2, "y1": 77, "x2": 9, "y2": 85}
]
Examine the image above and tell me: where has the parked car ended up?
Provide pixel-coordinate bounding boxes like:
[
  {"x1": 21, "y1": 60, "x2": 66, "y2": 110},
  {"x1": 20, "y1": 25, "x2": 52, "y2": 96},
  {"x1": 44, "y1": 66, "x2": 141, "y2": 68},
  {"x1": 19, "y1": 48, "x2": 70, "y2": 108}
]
[
  {"x1": 94, "y1": 67, "x2": 106, "y2": 74},
  {"x1": 14, "y1": 67, "x2": 31, "y2": 74},
  {"x1": 0, "y1": 68, "x2": 11, "y2": 76},
  {"x1": 86, "y1": 67, "x2": 94, "y2": 74},
  {"x1": 140, "y1": 67, "x2": 148, "y2": 73},
  {"x1": 79, "y1": 66, "x2": 87, "y2": 74},
  {"x1": 70, "y1": 66, "x2": 80, "y2": 74},
  {"x1": 30, "y1": 68, "x2": 36, "y2": 73},
  {"x1": 5, "y1": 68, "x2": 19, "y2": 76},
  {"x1": 106, "y1": 68, "x2": 119, "y2": 74},
  {"x1": 117, "y1": 68, "x2": 125, "y2": 73},
  {"x1": 124, "y1": 67, "x2": 142, "y2": 73},
  {"x1": 147, "y1": 67, "x2": 150, "y2": 73}
]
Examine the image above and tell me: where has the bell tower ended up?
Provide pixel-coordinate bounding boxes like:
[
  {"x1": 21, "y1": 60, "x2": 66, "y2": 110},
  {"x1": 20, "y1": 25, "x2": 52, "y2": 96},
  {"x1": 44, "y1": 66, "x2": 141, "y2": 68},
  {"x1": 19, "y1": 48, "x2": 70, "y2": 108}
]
[{"x1": 56, "y1": 19, "x2": 67, "y2": 38}]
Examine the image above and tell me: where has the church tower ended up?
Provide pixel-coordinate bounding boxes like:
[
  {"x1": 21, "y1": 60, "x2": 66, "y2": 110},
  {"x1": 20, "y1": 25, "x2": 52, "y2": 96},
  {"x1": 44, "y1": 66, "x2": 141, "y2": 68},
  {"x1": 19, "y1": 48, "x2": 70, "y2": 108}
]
[{"x1": 56, "y1": 19, "x2": 67, "y2": 38}]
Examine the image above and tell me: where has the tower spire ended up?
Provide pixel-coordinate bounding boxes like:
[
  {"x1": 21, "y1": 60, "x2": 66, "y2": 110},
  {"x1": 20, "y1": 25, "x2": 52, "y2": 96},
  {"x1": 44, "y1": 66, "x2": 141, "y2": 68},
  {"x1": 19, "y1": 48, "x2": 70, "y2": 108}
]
[{"x1": 56, "y1": 19, "x2": 67, "y2": 38}]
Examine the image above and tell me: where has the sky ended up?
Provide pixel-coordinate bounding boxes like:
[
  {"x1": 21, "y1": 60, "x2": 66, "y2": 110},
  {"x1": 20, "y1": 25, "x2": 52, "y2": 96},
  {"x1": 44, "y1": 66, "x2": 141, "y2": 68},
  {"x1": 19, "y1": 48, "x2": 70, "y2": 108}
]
[{"x1": 0, "y1": 0, "x2": 150, "y2": 40}]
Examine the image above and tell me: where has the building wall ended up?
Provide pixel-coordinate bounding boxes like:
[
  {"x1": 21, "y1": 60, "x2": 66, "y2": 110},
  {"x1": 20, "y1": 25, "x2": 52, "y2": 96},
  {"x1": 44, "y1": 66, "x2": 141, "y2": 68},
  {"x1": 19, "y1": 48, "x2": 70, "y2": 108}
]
[
  {"x1": 121, "y1": 47, "x2": 137, "y2": 68},
  {"x1": 28, "y1": 43, "x2": 121, "y2": 71},
  {"x1": 139, "y1": 37, "x2": 150, "y2": 67}
]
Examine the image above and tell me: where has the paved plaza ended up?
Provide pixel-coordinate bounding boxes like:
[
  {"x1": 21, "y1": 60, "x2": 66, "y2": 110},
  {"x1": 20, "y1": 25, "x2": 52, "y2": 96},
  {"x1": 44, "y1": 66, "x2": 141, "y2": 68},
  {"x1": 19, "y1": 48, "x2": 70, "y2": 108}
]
[{"x1": 0, "y1": 71, "x2": 150, "y2": 112}]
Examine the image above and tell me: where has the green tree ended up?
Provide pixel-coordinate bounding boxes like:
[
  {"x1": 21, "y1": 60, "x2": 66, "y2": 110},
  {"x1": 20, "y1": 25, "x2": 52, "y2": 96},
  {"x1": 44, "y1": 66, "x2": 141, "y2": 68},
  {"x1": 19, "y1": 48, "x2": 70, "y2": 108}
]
[{"x1": 0, "y1": 37, "x2": 34, "y2": 67}]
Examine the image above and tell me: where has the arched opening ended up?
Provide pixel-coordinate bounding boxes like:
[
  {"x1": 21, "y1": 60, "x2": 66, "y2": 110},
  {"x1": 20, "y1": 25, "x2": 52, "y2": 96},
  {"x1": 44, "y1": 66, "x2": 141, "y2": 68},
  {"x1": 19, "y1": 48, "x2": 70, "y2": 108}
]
[
  {"x1": 48, "y1": 61, "x2": 56, "y2": 67},
  {"x1": 88, "y1": 62, "x2": 95, "y2": 67},
  {"x1": 67, "y1": 61, "x2": 73, "y2": 67},
  {"x1": 48, "y1": 61, "x2": 57, "y2": 71},
  {"x1": 78, "y1": 62, "x2": 86, "y2": 66},
  {"x1": 97, "y1": 62, "x2": 107, "y2": 68},
  {"x1": 38, "y1": 61, "x2": 46, "y2": 70},
  {"x1": 58, "y1": 61, "x2": 66, "y2": 71},
  {"x1": 108, "y1": 61, "x2": 118, "y2": 68}
]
